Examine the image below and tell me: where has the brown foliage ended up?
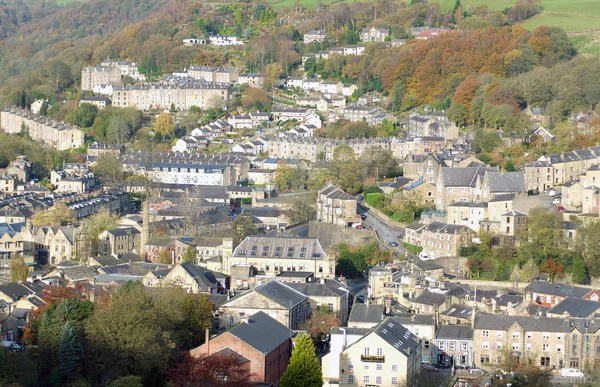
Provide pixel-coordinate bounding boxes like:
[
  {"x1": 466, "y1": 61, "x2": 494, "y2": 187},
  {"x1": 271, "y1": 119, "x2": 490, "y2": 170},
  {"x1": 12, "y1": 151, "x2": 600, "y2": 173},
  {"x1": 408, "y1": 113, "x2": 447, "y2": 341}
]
[{"x1": 169, "y1": 352, "x2": 254, "y2": 387}]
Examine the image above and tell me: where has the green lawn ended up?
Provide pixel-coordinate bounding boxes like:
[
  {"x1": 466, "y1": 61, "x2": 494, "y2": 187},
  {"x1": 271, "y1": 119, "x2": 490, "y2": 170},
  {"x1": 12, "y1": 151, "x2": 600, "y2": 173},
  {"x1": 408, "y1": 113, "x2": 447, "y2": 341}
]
[{"x1": 523, "y1": 13, "x2": 600, "y2": 32}]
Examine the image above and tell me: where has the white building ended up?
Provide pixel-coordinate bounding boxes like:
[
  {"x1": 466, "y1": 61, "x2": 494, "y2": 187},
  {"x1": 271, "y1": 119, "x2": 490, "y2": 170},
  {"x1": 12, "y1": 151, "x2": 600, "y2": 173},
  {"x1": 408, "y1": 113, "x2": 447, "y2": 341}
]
[
  {"x1": 150, "y1": 162, "x2": 235, "y2": 186},
  {"x1": 209, "y1": 36, "x2": 243, "y2": 46},
  {"x1": 93, "y1": 84, "x2": 114, "y2": 96}
]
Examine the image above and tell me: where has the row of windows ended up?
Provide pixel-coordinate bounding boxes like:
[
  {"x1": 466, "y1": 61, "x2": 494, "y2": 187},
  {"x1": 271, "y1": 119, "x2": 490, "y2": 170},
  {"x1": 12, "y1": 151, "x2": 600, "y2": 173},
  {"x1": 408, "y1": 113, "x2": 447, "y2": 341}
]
[
  {"x1": 437, "y1": 341, "x2": 469, "y2": 351},
  {"x1": 482, "y1": 330, "x2": 564, "y2": 340},
  {"x1": 346, "y1": 375, "x2": 398, "y2": 385}
]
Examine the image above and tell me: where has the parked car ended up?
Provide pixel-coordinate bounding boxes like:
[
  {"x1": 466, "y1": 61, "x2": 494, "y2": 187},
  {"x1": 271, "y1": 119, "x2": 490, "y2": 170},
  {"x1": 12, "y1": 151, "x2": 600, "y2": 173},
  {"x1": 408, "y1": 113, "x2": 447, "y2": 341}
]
[
  {"x1": 388, "y1": 241, "x2": 399, "y2": 247},
  {"x1": 355, "y1": 224, "x2": 365, "y2": 230},
  {"x1": 469, "y1": 368, "x2": 485, "y2": 375},
  {"x1": 552, "y1": 198, "x2": 561, "y2": 205},
  {"x1": 561, "y1": 368, "x2": 584, "y2": 378},
  {"x1": 360, "y1": 214, "x2": 367, "y2": 220},
  {"x1": 558, "y1": 205, "x2": 565, "y2": 212},
  {"x1": 2, "y1": 341, "x2": 21, "y2": 350},
  {"x1": 423, "y1": 364, "x2": 438, "y2": 371},
  {"x1": 548, "y1": 189, "x2": 557, "y2": 197}
]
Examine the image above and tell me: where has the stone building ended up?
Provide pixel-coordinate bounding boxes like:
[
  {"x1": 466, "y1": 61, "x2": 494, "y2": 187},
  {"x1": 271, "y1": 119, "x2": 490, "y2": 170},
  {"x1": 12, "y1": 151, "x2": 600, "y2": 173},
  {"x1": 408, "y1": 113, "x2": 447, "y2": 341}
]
[
  {"x1": 218, "y1": 280, "x2": 310, "y2": 329},
  {"x1": 112, "y1": 78, "x2": 231, "y2": 111},
  {"x1": 404, "y1": 221, "x2": 476, "y2": 259},
  {"x1": 316, "y1": 185, "x2": 359, "y2": 227},
  {"x1": 473, "y1": 312, "x2": 600, "y2": 371},
  {"x1": 338, "y1": 317, "x2": 422, "y2": 387},
  {"x1": 1, "y1": 107, "x2": 84, "y2": 150},
  {"x1": 81, "y1": 65, "x2": 122, "y2": 91},
  {"x1": 226, "y1": 235, "x2": 335, "y2": 279},
  {"x1": 360, "y1": 27, "x2": 389, "y2": 42}
]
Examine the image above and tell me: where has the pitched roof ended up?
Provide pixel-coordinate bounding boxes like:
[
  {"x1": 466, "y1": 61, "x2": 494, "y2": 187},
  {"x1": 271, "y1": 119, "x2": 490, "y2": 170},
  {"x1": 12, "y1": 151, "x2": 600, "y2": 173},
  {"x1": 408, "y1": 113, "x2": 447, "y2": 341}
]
[
  {"x1": 287, "y1": 281, "x2": 348, "y2": 298},
  {"x1": 525, "y1": 280, "x2": 590, "y2": 299},
  {"x1": 547, "y1": 297, "x2": 600, "y2": 318},
  {"x1": 474, "y1": 312, "x2": 600, "y2": 333},
  {"x1": 319, "y1": 185, "x2": 355, "y2": 200},
  {"x1": 441, "y1": 304, "x2": 473, "y2": 319},
  {"x1": 373, "y1": 317, "x2": 420, "y2": 356},
  {"x1": 348, "y1": 303, "x2": 385, "y2": 324},
  {"x1": 441, "y1": 167, "x2": 491, "y2": 187},
  {"x1": 228, "y1": 311, "x2": 292, "y2": 354},
  {"x1": 0, "y1": 283, "x2": 31, "y2": 301},
  {"x1": 412, "y1": 290, "x2": 447, "y2": 306},
  {"x1": 486, "y1": 172, "x2": 526, "y2": 193},
  {"x1": 180, "y1": 261, "x2": 220, "y2": 290},
  {"x1": 392, "y1": 313, "x2": 435, "y2": 326},
  {"x1": 107, "y1": 227, "x2": 140, "y2": 236},
  {"x1": 253, "y1": 280, "x2": 308, "y2": 308},
  {"x1": 436, "y1": 325, "x2": 473, "y2": 340},
  {"x1": 233, "y1": 236, "x2": 328, "y2": 260}
]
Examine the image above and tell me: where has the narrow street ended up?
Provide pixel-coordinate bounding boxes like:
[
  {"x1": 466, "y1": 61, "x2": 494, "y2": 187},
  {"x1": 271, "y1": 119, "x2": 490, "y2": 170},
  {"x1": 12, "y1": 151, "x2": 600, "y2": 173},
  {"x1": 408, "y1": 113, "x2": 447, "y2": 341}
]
[{"x1": 357, "y1": 203, "x2": 406, "y2": 256}]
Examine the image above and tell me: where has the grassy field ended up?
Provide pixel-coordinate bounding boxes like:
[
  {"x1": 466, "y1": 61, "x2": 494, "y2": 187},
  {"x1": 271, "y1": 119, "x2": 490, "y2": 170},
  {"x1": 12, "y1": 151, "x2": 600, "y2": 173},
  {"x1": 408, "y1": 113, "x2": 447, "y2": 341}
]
[{"x1": 429, "y1": 0, "x2": 600, "y2": 32}]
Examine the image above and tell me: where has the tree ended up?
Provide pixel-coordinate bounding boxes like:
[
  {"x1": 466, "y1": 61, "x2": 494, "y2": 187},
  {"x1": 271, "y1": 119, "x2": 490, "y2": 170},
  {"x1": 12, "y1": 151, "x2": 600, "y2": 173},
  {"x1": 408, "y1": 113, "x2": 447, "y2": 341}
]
[
  {"x1": 169, "y1": 352, "x2": 253, "y2": 387},
  {"x1": 155, "y1": 112, "x2": 175, "y2": 137},
  {"x1": 150, "y1": 288, "x2": 214, "y2": 351},
  {"x1": 84, "y1": 282, "x2": 173, "y2": 382},
  {"x1": 58, "y1": 322, "x2": 83, "y2": 381},
  {"x1": 233, "y1": 215, "x2": 258, "y2": 241},
  {"x1": 540, "y1": 259, "x2": 564, "y2": 282},
  {"x1": 300, "y1": 308, "x2": 340, "y2": 340},
  {"x1": 241, "y1": 88, "x2": 271, "y2": 112},
  {"x1": 504, "y1": 160, "x2": 516, "y2": 172},
  {"x1": 331, "y1": 145, "x2": 362, "y2": 194},
  {"x1": 83, "y1": 209, "x2": 119, "y2": 256},
  {"x1": 67, "y1": 103, "x2": 98, "y2": 128},
  {"x1": 290, "y1": 197, "x2": 316, "y2": 224},
  {"x1": 519, "y1": 259, "x2": 540, "y2": 282},
  {"x1": 182, "y1": 246, "x2": 196, "y2": 263},
  {"x1": 91, "y1": 154, "x2": 124, "y2": 183},
  {"x1": 105, "y1": 115, "x2": 132, "y2": 144},
  {"x1": 31, "y1": 204, "x2": 75, "y2": 227},
  {"x1": 158, "y1": 250, "x2": 172, "y2": 265},
  {"x1": 10, "y1": 255, "x2": 28, "y2": 282},
  {"x1": 571, "y1": 258, "x2": 588, "y2": 284},
  {"x1": 279, "y1": 333, "x2": 322, "y2": 387}
]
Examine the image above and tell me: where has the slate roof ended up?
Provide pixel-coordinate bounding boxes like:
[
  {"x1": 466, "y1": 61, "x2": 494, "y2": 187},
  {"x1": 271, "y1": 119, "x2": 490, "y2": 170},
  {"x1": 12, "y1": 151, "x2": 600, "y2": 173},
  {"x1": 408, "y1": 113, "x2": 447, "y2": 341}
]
[
  {"x1": 228, "y1": 311, "x2": 292, "y2": 354},
  {"x1": 392, "y1": 313, "x2": 435, "y2": 326},
  {"x1": 58, "y1": 266, "x2": 99, "y2": 281},
  {"x1": 348, "y1": 304, "x2": 385, "y2": 324},
  {"x1": 441, "y1": 304, "x2": 473, "y2": 319},
  {"x1": 412, "y1": 290, "x2": 447, "y2": 307},
  {"x1": 319, "y1": 185, "x2": 355, "y2": 200},
  {"x1": 254, "y1": 280, "x2": 308, "y2": 308},
  {"x1": 525, "y1": 280, "x2": 590, "y2": 299},
  {"x1": 0, "y1": 283, "x2": 30, "y2": 301},
  {"x1": 233, "y1": 236, "x2": 328, "y2": 260},
  {"x1": 288, "y1": 281, "x2": 348, "y2": 298},
  {"x1": 488, "y1": 193, "x2": 516, "y2": 202},
  {"x1": 547, "y1": 297, "x2": 600, "y2": 318},
  {"x1": 276, "y1": 271, "x2": 314, "y2": 278},
  {"x1": 180, "y1": 261, "x2": 220, "y2": 290},
  {"x1": 474, "y1": 312, "x2": 600, "y2": 333},
  {"x1": 486, "y1": 172, "x2": 526, "y2": 193},
  {"x1": 441, "y1": 167, "x2": 491, "y2": 187},
  {"x1": 436, "y1": 325, "x2": 473, "y2": 340},
  {"x1": 107, "y1": 227, "x2": 140, "y2": 236},
  {"x1": 373, "y1": 317, "x2": 420, "y2": 356}
]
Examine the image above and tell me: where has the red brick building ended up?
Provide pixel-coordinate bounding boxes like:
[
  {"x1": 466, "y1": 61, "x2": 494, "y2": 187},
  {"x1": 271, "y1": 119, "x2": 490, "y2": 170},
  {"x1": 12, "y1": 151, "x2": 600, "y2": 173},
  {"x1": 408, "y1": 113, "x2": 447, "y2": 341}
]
[{"x1": 191, "y1": 311, "x2": 292, "y2": 385}]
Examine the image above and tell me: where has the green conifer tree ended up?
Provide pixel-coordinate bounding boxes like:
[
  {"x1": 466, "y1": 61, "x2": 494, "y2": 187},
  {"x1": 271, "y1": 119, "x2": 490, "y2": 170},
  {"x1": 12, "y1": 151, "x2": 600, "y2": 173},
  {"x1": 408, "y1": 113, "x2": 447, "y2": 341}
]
[
  {"x1": 280, "y1": 334, "x2": 322, "y2": 387},
  {"x1": 59, "y1": 322, "x2": 83, "y2": 381}
]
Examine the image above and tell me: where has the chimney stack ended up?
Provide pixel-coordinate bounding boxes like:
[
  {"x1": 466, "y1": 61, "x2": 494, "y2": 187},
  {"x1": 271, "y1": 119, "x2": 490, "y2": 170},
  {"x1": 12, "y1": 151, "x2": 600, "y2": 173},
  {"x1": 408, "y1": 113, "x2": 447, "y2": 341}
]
[{"x1": 205, "y1": 328, "x2": 210, "y2": 355}]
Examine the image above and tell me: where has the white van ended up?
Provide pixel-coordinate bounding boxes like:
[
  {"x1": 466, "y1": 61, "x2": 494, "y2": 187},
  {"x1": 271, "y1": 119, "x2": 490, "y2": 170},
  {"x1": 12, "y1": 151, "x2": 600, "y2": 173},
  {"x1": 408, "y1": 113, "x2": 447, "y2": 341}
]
[{"x1": 561, "y1": 368, "x2": 584, "y2": 378}]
